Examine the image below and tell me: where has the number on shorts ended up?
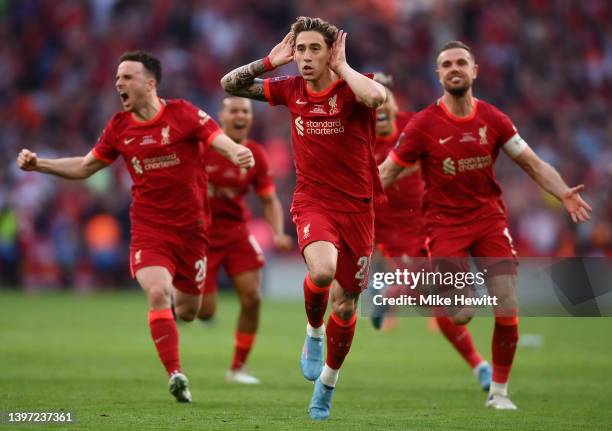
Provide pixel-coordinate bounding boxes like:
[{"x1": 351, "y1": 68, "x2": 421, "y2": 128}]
[
  {"x1": 503, "y1": 227, "x2": 517, "y2": 256},
  {"x1": 354, "y1": 255, "x2": 370, "y2": 280},
  {"x1": 194, "y1": 257, "x2": 207, "y2": 283}
]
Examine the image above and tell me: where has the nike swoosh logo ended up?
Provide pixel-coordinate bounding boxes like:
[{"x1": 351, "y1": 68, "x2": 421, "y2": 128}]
[
  {"x1": 124, "y1": 137, "x2": 135, "y2": 145},
  {"x1": 438, "y1": 136, "x2": 453, "y2": 144},
  {"x1": 154, "y1": 335, "x2": 169, "y2": 344},
  {"x1": 296, "y1": 99, "x2": 308, "y2": 105}
]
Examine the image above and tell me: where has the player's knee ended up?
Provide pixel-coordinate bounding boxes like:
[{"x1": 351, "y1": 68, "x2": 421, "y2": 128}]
[
  {"x1": 240, "y1": 290, "x2": 261, "y2": 311},
  {"x1": 452, "y1": 315, "x2": 472, "y2": 325},
  {"x1": 332, "y1": 300, "x2": 356, "y2": 321},
  {"x1": 309, "y1": 264, "x2": 335, "y2": 288},
  {"x1": 198, "y1": 303, "x2": 216, "y2": 320},
  {"x1": 492, "y1": 288, "x2": 518, "y2": 310},
  {"x1": 176, "y1": 306, "x2": 198, "y2": 322},
  {"x1": 146, "y1": 283, "x2": 171, "y2": 308}
]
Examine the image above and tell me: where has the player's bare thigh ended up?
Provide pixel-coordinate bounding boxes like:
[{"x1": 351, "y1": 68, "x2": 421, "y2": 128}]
[
  {"x1": 136, "y1": 266, "x2": 174, "y2": 310},
  {"x1": 303, "y1": 241, "x2": 338, "y2": 287}
]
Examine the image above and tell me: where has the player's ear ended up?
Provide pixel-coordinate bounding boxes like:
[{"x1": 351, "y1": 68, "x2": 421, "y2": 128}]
[{"x1": 472, "y1": 63, "x2": 479, "y2": 80}]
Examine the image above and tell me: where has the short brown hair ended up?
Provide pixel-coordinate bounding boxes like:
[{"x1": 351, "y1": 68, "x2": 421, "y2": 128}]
[
  {"x1": 437, "y1": 41, "x2": 474, "y2": 61},
  {"x1": 291, "y1": 16, "x2": 338, "y2": 48},
  {"x1": 118, "y1": 50, "x2": 162, "y2": 84}
]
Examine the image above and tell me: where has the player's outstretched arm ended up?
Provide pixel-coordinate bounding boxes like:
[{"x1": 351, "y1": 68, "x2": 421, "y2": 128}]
[
  {"x1": 17, "y1": 149, "x2": 108, "y2": 180},
  {"x1": 259, "y1": 192, "x2": 293, "y2": 252},
  {"x1": 220, "y1": 33, "x2": 294, "y2": 101},
  {"x1": 378, "y1": 155, "x2": 406, "y2": 190},
  {"x1": 210, "y1": 134, "x2": 255, "y2": 169},
  {"x1": 510, "y1": 145, "x2": 592, "y2": 223},
  {"x1": 330, "y1": 30, "x2": 386, "y2": 108}
]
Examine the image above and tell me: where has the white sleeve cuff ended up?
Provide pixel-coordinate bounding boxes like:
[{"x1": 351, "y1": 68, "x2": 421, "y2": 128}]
[{"x1": 502, "y1": 133, "x2": 528, "y2": 158}]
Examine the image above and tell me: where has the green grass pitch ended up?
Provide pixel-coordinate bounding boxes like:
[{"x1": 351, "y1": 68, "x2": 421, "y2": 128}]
[{"x1": 1, "y1": 290, "x2": 611, "y2": 430}]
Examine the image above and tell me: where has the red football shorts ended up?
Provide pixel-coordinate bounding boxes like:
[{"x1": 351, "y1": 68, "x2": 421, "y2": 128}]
[
  {"x1": 292, "y1": 202, "x2": 374, "y2": 293},
  {"x1": 203, "y1": 233, "x2": 265, "y2": 294},
  {"x1": 375, "y1": 231, "x2": 428, "y2": 260},
  {"x1": 427, "y1": 216, "x2": 517, "y2": 277},
  {"x1": 130, "y1": 223, "x2": 208, "y2": 296}
]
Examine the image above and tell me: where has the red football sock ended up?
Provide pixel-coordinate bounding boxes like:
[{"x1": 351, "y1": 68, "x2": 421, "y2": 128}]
[
  {"x1": 492, "y1": 316, "x2": 519, "y2": 383},
  {"x1": 148, "y1": 308, "x2": 181, "y2": 376},
  {"x1": 231, "y1": 331, "x2": 256, "y2": 370},
  {"x1": 325, "y1": 312, "x2": 357, "y2": 369},
  {"x1": 303, "y1": 273, "x2": 330, "y2": 328},
  {"x1": 435, "y1": 316, "x2": 484, "y2": 368}
]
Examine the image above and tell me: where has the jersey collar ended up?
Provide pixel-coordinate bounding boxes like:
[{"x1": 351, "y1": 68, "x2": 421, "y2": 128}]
[
  {"x1": 130, "y1": 98, "x2": 166, "y2": 126},
  {"x1": 438, "y1": 97, "x2": 478, "y2": 122}
]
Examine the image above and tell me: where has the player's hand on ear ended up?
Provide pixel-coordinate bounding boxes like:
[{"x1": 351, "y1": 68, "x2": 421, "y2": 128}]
[
  {"x1": 329, "y1": 30, "x2": 348, "y2": 73},
  {"x1": 268, "y1": 32, "x2": 295, "y2": 67}
]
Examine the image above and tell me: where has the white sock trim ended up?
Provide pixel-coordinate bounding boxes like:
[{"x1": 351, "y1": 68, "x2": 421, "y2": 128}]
[
  {"x1": 472, "y1": 360, "x2": 489, "y2": 376},
  {"x1": 489, "y1": 381, "x2": 508, "y2": 396},
  {"x1": 307, "y1": 322, "x2": 325, "y2": 338},
  {"x1": 319, "y1": 365, "x2": 339, "y2": 388}
]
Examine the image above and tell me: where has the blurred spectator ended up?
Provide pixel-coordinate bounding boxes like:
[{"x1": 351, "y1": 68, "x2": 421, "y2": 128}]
[{"x1": 0, "y1": 204, "x2": 20, "y2": 286}]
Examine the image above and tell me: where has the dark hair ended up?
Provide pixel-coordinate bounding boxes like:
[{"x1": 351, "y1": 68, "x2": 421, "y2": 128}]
[
  {"x1": 437, "y1": 41, "x2": 474, "y2": 60},
  {"x1": 291, "y1": 16, "x2": 338, "y2": 48},
  {"x1": 118, "y1": 51, "x2": 162, "y2": 84}
]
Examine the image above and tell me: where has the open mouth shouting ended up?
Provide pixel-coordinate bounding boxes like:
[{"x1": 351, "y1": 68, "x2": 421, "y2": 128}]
[{"x1": 119, "y1": 91, "x2": 130, "y2": 107}]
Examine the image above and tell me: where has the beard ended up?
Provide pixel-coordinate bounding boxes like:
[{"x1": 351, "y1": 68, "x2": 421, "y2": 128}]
[{"x1": 445, "y1": 82, "x2": 470, "y2": 96}]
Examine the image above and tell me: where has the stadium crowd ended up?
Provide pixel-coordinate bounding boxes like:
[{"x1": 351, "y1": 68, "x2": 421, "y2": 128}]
[{"x1": 1, "y1": 0, "x2": 610, "y2": 289}]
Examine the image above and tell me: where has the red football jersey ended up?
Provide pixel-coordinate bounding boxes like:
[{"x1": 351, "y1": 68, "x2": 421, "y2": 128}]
[
  {"x1": 92, "y1": 99, "x2": 221, "y2": 229},
  {"x1": 391, "y1": 99, "x2": 517, "y2": 222},
  {"x1": 204, "y1": 140, "x2": 275, "y2": 243},
  {"x1": 374, "y1": 111, "x2": 425, "y2": 243},
  {"x1": 264, "y1": 75, "x2": 383, "y2": 212}
]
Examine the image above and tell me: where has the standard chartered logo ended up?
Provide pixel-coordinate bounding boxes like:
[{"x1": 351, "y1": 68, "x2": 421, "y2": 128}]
[
  {"x1": 443, "y1": 157, "x2": 456, "y2": 176},
  {"x1": 131, "y1": 156, "x2": 143, "y2": 175},
  {"x1": 295, "y1": 116, "x2": 304, "y2": 136},
  {"x1": 294, "y1": 115, "x2": 344, "y2": 136},
  {"x1": 131, "y1": 154, "x2": 180, "y2": 175}
]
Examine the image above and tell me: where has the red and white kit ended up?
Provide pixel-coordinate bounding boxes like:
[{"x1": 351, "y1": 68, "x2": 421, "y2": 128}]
[
  {"x1": 93, "y1": 98, "x2": 221, "y2": 294},
  {"x1": 391, "y1": 99, "x2": 521, "y2": 275},
  {"x1": 203, "y1": 140, "x2": 275, "y2": 291},
  {"x1": 264, "y1": 75, "x2": 383, "y2": 291}
]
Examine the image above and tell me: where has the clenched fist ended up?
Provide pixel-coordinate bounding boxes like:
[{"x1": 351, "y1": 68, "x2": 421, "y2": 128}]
[
  {"x1": 273, "y1": 233, "x2": 294, "y2": 252},
  {"x1": 234, "y1": 146, "x2": 255, "y2": 169},
  {"x1": 17, "y1": 149, "x2": 39, "y2": 171}
]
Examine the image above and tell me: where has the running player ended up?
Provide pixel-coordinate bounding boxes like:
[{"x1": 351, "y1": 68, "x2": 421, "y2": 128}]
[
  {"x1": 220, "y1": 17, "x2": 386, "y2": 419},
  {"x1": 371, "y1": 73, "x2": 492, "y2": 391},
  {"x1": 16, "y1": 51, "x2": 255, "y2": 403},
  {"x1": 197, "y1": 96, "x2": 293, "y2": 384},
  {"x1": 379, "y1": 41, "x2": 591, "y2": 409}
]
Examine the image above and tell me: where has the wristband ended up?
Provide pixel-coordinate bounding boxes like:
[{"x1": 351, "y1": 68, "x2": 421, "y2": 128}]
[{"x1": 263, "y1": 56, "x2": 274, "y2": 72}]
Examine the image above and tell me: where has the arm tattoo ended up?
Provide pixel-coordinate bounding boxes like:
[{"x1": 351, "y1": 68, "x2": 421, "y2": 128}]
[{"x1": 221, "y1": 59, "x2": 268, "y2": 101}]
